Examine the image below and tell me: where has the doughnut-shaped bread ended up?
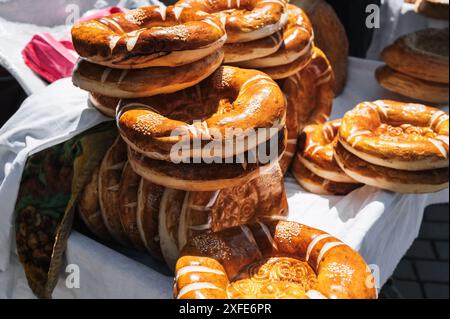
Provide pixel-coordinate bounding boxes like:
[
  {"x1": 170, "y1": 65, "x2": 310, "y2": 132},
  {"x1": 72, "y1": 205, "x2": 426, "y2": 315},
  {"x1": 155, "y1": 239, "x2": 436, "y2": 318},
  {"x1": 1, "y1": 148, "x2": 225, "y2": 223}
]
[
  {"x1": 98, "y1": 137, "x2": 129, "y2": 245},
  {"x1": 282, "y1": 47, "x2": 334, "y2": 133},
  {"x1": 175, "y1": 0, "x2": 288, "y2": 43},
  {"x1": 78, "y1": 168, "x2": 112, "y2": 241},
  {"x1": 117, "y1": 66, "x2": 286, "y2": 161},
  {"x1": 339, "y1": 100, "x2": 449, "y2": 171},
  {"x1": 292, "y1": 158, "x2": 362, "y2": 195},
  {"x1": 381, "y1": 28, "x2": 449, "y2": 84},
  {"x1": 334, "y1": 142, "x2": 449, "y2": 194},
  {"x1": 72, "y1": 5, "x2": 226, "y2": 69},
  {"x1": 72, "y1": 50, "x2": 224, "y2": 99},
  {"x1": 174, "y1": 220, "x2": 377, "y2": 299},
  {"x1": 235, "y1": 4, "x2": 313, "y2": 69},
  {"x1": 298, "y1": 120, "x2": 357, "y2": 183},
  {"x1": 375, "y1": 65, "x2": 449, "y2": 105},
  {"x1": 127, "y1": 129, "x2": 285, "y2": 191}
]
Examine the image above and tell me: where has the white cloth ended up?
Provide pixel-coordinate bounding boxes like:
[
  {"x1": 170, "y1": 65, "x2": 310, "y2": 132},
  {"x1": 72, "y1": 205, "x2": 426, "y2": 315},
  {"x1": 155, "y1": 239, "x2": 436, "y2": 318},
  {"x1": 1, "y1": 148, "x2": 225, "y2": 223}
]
[
  {"x1": 366, "y1": 0, "x2": 448, "y2": 60},
  {"x1": 0, "y1": 58, "x2": 448, "y2": 298}
]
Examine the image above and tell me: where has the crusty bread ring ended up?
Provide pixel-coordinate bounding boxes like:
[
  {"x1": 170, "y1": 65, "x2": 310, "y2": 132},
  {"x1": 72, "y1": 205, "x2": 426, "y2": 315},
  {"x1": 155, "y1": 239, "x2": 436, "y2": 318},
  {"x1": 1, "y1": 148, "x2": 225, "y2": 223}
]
[
  {"x1": 72, "y1": 50, "x2": 224, "y2": 98},
  {"x1": 175, "y1": 0, "x2": 288, "y2": 43},
  {"x1": 117, "y1": 66, "x2": 286, "y2": 161},
  {"x1": 334, "y1": 142, "x2": 449, "y2": 194},
  {"x1": 375, "y1": 65, "x2": 449, "y2": 105},
  {"x1": 381, "y1": 28, "x2": 449, "y2": 84},
  {"x1": 98, "y1": 137, "x2": 129, "y2": 245},
  {"x1": 282, "y1": 47, "x2": 334, "y2": 132},
  {"x1": 223, "y1": 31, "x2": 283, "y2": 63},
  {"x1": 235, "y1": 4, "x2": 313, "y2": 69},
  {"x1": 339, "y1": 100, "x2": 449, "y2": 171},
  {"x1": 174, "y1": 220, "x2": 377, "y2": 299},
  {"x1": 71, "y1": 5, "x2": 226, "y2": 69},
  {"x1": 88, "y1": 93, "x2": 120, "y2": 118},
  {"x1": 127, "y1": 129, "x2": 285, "y2": 192},
  {"x1": 292, "y1": 158, "x2": 362, "y2": 195},
  {"x1": 78, "y1": 168, "x2": 112, "y2": 242},
  {"x1": 118, "y1": 162, "x2": 145, "y2": 250},
  {"x1": 297, "y1": 120, "x2": 357, "y2": 183}
]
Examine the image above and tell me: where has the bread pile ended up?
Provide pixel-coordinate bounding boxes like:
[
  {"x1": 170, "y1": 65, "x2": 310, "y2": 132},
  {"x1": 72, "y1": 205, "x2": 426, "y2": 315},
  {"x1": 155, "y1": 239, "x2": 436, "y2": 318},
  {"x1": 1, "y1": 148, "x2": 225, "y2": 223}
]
[
  {"x1": 376, "y1": 28, "x2": 449, "y2": 105},
  {"x1": 71, "y1": 3, "x2": 304, "y2": 268},
  {"x1": 293, "y1": 100, "x2": 449, "y2": 195}
]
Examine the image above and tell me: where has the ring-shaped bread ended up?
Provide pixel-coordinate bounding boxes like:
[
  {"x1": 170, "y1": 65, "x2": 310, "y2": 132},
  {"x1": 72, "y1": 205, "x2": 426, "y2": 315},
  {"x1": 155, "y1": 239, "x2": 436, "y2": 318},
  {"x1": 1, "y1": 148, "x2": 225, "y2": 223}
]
[
  {"x1": 117, "y1": 66, "x2": 286, "y2": 161},
  {"x1": 71, "y1": 5, "x2": 226, "y2": 69},
  {"x1": 339, "y1": 100, "x2": 449, "y2": 171},
  {"x1": 334, "y1": 141, "x2": 449, "y2": 194},
  {"x1": 235, "y1": 4, "x2": 314, "y2": 69},
  {"x1": 174, "y1": 220, "x2": 377, "y2": 299},
  {"x1": 297, "y1": 120, "x2": 358, "y2": 183},
  {"x1": 72, "y1": 50, "x2": 224, "y2": 98},
  {"x1": 175, "y1": 0, "x2": 288, "y2": 43}
]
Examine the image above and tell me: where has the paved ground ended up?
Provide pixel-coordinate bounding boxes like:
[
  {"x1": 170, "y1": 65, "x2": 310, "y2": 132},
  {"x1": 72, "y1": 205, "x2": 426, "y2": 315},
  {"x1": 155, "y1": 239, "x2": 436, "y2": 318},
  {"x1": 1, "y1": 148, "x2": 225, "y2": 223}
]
[{"x1": 380, "y1": 203, "x2": 449, "y2": 299}]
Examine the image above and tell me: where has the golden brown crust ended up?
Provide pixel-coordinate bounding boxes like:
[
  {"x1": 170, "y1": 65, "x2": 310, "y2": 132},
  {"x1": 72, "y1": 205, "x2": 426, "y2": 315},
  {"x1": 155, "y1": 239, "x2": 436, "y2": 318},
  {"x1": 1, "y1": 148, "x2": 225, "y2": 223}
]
[
  {"x1": 98, "y1": 137, "x2": 129, "y2": 245},
  {"x1": 117, "y1": 66, "x2": 286, "y2": 161},
  {"x1": 381, "y1": 28, "x2": 449, "y2": 84},
  {"x1": 292, "y1": 155, "x2": 362, "y2": 195},
  {"x1": 118, "y1": 162, "x2": 145, "y2": 250},
  {"x1": 282, "y1": 47, "x2": 334, "y2": 133},
  {"x1": 78, "y1": 168, "x2": 112, "y2": 241},
  {"x1": 291, "y1": 0, "x2": 348, "y2": 94},
  {"x1": 339, "y1": 100, "x2": 449, "y2": 170},
  {"x1": 234, "y1": 4, "x2": 313, "y2": 69},
  {"x1": 415, "y1": 0, "x2": 449, "y2": 20},
  {"x1": 72, "y1": 50, "x2": 224, "y2": 98},
  {"x1": 297, "y1": 120, "x2": 357, "y2": 183},
  {"x1": 175, "y1": 220, "x2": 377, "y2": 299},
  {"x1": 127, "y1": 129, "x2": 285, "y2": 192},
  {"x1": 376, "y1": 65, "x2": 449, "y2": 105},
  {"x1": 71, "y1": 5, "x2": 226, "y2": 69},
  {"x1": 334, "y1": 142, "x2": 449, "y2": 193},
  {"x1": 175, "y1": 0, "x2": 288, "y2": 43}
]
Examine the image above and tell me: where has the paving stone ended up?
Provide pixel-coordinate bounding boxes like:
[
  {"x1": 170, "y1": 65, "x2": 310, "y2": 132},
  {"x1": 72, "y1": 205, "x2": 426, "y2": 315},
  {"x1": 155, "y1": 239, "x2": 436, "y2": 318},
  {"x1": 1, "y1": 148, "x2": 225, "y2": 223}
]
[
  {"x1": 434, "y1": 241, "x2": 449, "y2": 261},
  {"x1": 393, "y1": 260, "x2": 416, "y2": 280},
  {"x1": 405, "y1": 240, "x2": 435, "y2": 259},
  {"x1": 424, "y1": 204, "x2": 449, "y2": 222},
  {"x1": 423, "y1": 283, "x2": 449, "y2": 299},
  {"x1": 419, "y1": 222, "x2": 449, "y2": 240},
  {"x1": 393, "y1": 280, "x2": 424, "y2": 299},
  {"x1": 415, "y1": 261, "x2": 449, "y2": 282}
]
